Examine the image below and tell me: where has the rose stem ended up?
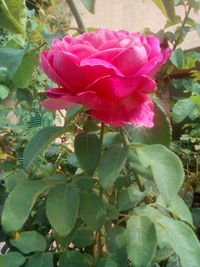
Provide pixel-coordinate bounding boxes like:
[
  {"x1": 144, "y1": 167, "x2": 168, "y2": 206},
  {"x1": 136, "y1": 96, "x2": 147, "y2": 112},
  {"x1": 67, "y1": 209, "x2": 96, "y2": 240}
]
[
  {"x1": 119, "y1": 127, "x2": 152, "y2": 202},
  {"x1": 65, "y1": 0, "x2": 87, "y2": 33}
]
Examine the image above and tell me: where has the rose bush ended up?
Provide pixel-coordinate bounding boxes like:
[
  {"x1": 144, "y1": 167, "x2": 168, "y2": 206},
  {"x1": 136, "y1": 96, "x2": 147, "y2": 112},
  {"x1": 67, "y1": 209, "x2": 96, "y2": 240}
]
[{"x1": 41, "y1": 29, "x2": 171, "y2": 127}]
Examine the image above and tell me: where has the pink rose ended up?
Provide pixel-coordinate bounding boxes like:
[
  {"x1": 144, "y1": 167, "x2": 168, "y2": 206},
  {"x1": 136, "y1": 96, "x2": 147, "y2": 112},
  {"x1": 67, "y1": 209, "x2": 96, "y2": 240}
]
[{"x1": 41, "y1": 29, "x2": 171, "y2": 127}]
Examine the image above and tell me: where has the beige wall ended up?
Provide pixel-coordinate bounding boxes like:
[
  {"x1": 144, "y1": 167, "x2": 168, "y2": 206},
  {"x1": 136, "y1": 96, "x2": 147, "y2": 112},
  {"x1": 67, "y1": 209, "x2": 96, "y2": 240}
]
[{"x1": 72, "y1": 0, "x2": 200, "y2": 49}]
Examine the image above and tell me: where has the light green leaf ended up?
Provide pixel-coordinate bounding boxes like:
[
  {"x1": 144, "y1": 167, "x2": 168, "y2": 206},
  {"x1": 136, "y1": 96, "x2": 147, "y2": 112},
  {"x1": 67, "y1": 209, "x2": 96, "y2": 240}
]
[
  {"x1": 162, "y1": 0, "x2": 176, "y2": 22},
  {"x1": 135, "y1": 206, "x2": 200, "y2": 267},
  {"x1": 10, "y1": 231, "x2": 46, "y2": 254},
  {"x1": 79, "y1": 190, "x2": 106, "y2": 230},
  {"x1": 12, "y1": 51, "x2": 36, "y2": 88},
  {"x1": 1, "y1": 181, "x2": 48, "y2": 233},
  {"x1": 117, "y1": 184, "x2": 150, "y2": 211},
  {"x1": 23, "y1": 126, "x2": 66, "y2": 170},
  {"x1": 0, "y1": 47, "x2": 25, "y2": 78},
  {"x1": 0, "y1": 252, "x2": 25, "y2": 267},
  {"x1": 46, "y1": 184, "x2": 79, "y2": 236},
  {"x1": 99, "y1": 144, "x2": 129, "y2": 189},
  {"x1": 172, "y1": 98, "x2": 197, "y2": 123},
  {"x1": 74, "y1": 133, "x2": 100, "y2": 176},
  {"x1": 0, "y1": 0, "x2": 25, "y2": 33},
  {"x1": 5, "y1": 169, "x2": 28, "y2": 192},
  {"x1": 136, "y1": 145, "x2": 184, "y2": 202},
  {"x1": 126, "y1": 101, "x2": 171, "y2": 147},
  {"x1": 81, "y1": 0, "x2": 96, "y2": 13},
  {"x1": 157, "y1": 195, "x2": 193, "y2": 225},
  {"x1": 0, "y1": 84, "x2": 9, "y2": 99},
  {"x1": 126, "y1": 216, "x2": 157, "y2": 267}
]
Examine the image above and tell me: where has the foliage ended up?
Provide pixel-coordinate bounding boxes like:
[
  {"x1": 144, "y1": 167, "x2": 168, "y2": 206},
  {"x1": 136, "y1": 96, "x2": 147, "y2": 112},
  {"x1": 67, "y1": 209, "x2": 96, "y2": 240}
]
[{"x1": 0, "y1": 0, "x2": 200, "y2": 266}]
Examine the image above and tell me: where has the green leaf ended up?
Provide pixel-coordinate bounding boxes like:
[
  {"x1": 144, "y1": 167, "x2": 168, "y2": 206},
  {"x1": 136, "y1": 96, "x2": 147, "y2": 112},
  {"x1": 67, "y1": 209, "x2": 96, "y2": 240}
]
[
  {"x1": 157, "y1": 195, "x2": 193, "y2": 225},
  {"x1": 25, "y1": 252, "x2": 53, "y2": 267},
  {"x1": 162, "y1": 0, "x2": 176, "y2": 22},
  {"x1": 126, "y1": 216, "x2": 157, "y2": 267},
  {"x1": 99, "y1": 144, "x2": 129, "y2": 189},
  {"x1": 128, "y1": 150, "x2": 153, "y2": 180},
  {"x1": 171, "y1": 48, "x2": 198, "y2": 69},
  {"x1": 74, "y1": 133, "x2": 100, "y2": 176},
  {"x1": 0, "y1": 47, "x2": 25, "y2": 78},
  {"x1": 81, "y1": 0, "x2": 96, "y2": 13},
  {"x1": 172, "y1": 98, "x2": 197, "y2": 123},
  {"x1": 126, "y1": 101, "x2": 171, "y2": 147},
  {"x1": 0, "y1": 252, "x2": 25, "y2": 267},
  {"x1": 191, "y1": 207, "x2": 200, "y2": 227},
  {"x1": 72, "y1": 227, "x2": 94, "y2": 248},
  {"x1": 12, "y1": 51, "x2": 36, "y2": 88},
  {"x1": 65, "y1": 105, "x2": 83, "y2": 124},
  {"x1": 79, "y1": 190, "x2": 106, "y2": 230},
  {"x1": 1, "y1": 181, "x2": 47, "y2": 233},
  {"x1": 136, "y1": 145, "x2": 184, "y2": 202},
  {"x1": 135, "y1": 206, "x2": 200, "y2": 267},
  {"x1": 46, "y1": 184, "x2": 80, "y2": 236},
  {"x1": 5, "y1": 169, "x2": 28, "y2": 192},
  {"x1": 0, "y1": 0, "x2": 25, "y2": 33},
  {"x1": 0, "y1": 84, "x2": 9, "y2": 99},
  {"x1": 10, "y1": 231, "x2": 47, "y2": 254},
  {"x1": 23, "y1": 126, "x2": 66, "y2": 170},
  {"x1": 117, "y1": 184, "x2": 150, "y2": 211},
  {"x1": 107, "y1": 226, "x2": 127, "y2": 263},
  {"x1": 152, "y1": 0, "x2": 167, "y2": 17}
]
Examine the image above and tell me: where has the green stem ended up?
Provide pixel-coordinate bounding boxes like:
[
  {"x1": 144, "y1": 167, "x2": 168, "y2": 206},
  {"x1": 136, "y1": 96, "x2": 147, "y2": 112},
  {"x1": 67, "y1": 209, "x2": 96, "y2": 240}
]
[
  {"x1": 119, "y1": 127, "x2": 129, "y2": 146},
  {"x1": 66, "y1": 0, "x2": 87, "y2": 33},
  {"x1": 134, "y1": 173, "x2": 145, "y2": 192},
  {"x1": 99, "y1": 122, "x2": 105, "y2": 148}
]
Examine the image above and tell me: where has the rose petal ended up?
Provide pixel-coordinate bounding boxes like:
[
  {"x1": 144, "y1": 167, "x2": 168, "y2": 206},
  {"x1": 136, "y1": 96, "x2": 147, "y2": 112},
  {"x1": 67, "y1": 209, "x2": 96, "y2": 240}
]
[
  {"x1": 52, "y1": 50, "x2": 89, "y2": 91},
  {"x1": 111, "y1": 46, "x2": 148, "y2": 76},
  {"x1": 87, "y1": 75, "x2": 156, "y2": 99},
  {"x1": 92, "y1": 94, "x2": 154, "y2": 127}
]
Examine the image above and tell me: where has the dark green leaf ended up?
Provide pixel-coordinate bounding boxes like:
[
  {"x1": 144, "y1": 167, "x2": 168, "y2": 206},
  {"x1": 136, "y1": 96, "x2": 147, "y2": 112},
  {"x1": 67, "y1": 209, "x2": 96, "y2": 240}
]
[
  {"x1": 126, "y1": 101, "x2": 171, "y2": 147},
  {"x1": 136, "y1": 145, "x2": 184, "y2": 202},
  {"x1": 23, "y1": 126, "x2": 65, "y2": 170},
  {"x1": 5, "y1": 169, "x2": 28, "y2": 192},
  {"x1": 0, "y1": 252, "x2": 25, "y2": 267},
  {"x1": 75, "y1": 133, "x2": 100, "y2": 176},
  {"x1": 2, "y1": 181, "x2": 47, "y2": 233},
  {"x1": 79, "y1": 190, "x2": 106, "y2": 230},
  {"x1": 25, "y1": 252, "x2": 53, "y2": 267},
  {"x1": 107, "y1": 226, "x2": 127, "y2": 263},
  {"x1": 10, "y1": 231, "x2": 46, "y2": 254},
  {"x1": 65, "y1": 105, "x2": 83, "y2": 124},
  {"x1": 99, "y1": 144, "x2": 128, "y2": 189},
  {"x1": 127, "y1": 216, "x2": 157, "y2": 267},
  {"x1": 46, "y1": 184, "x2": 80, "y2": 236},
  {"x1": 191, "y1": 207, "x2": 200, "y2": 227},
  {"x1": 72, "y1": 227, "x2": 94, "y2": 248}
]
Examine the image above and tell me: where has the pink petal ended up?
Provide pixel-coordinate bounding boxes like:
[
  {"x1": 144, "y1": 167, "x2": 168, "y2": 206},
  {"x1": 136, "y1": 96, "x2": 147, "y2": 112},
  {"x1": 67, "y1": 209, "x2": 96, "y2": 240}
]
[
  {"x1": 111, "y1": 46, "x2": 148, "y2": 76},
  {"x1": 87, "y1": 75, "x2": 156, "y2": 99},
  {"x1": 41, "y1": 51, "x2": 70, "y2": 88},
  {"x1": 69, "y1": 44, "x2": 98, "y2": 60},
  {"x1": 146, "y1": 35, "x2": 161, "y2": 59},
  {"x1": 92, "y1": 94, "x2": 154, "y2": 127},
  {"x1": 52, "y1": 50, "x2": 89, "y2": 91},
  {"x1": 80, "y1": 58, "x2": 122, "y2": 82}
]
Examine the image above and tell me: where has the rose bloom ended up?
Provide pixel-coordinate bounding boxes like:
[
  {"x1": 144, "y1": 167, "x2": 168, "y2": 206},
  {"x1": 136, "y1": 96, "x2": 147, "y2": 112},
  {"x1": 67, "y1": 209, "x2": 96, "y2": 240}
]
[{"x1": 41, "y1": 29, "x2": 171, "y2": 127}]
